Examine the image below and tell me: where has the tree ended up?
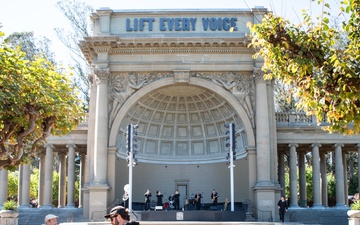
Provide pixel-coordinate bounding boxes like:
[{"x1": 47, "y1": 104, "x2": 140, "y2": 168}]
[
  {"x1": 249, "y1": 0, "x2": 360, "y2": 135},
  {"x1": 274, "y1": 80, "x2": 298, "y2": 112},
  {"x1": 0, "y1": 31, "x2": 84, "y2": 170},
  {"x1": 54, "y1": 0, "x2": 94, "y2": 109},
  {"x1": 5, "y1": 32, "x2": 56, "y2": 64}
]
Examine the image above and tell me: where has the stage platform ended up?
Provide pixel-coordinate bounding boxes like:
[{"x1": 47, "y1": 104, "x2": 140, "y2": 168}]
[
  {"x1": 59, "y1": 222, "x2": 304, "y2": 225},
  {"x1": 132, "y1": 210, "x2": 246, "y2": 222}
]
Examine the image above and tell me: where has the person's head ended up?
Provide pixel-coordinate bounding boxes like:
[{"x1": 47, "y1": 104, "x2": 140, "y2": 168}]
[
  {"x1": 105, "y1": 206, "x2": 130, "y2": 225},
  {"x1": 45, "y1": 214, "x2": 58, "y2": 225},
  {"x1": 281, "y1": 196, "x2": 285, "y2": 200}
]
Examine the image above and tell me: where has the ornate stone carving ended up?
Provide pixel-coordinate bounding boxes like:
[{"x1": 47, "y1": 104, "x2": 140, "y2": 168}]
[
  {"x1": 108, "y1": 72, "x2": 172, "y2": 126},
  {"x1": 174, "y1": 70, "x2": 190, "y2": 83},
  {"x1": 253, "y1": 67, "x2": 266, "y2": 84},
  {"x1": 88, "y1": 73, "x2": 96, "y2": 86},
  {"x1": 94, "y1": 68, "x2": 110, "y2": 85},
  {"x1": 194, "y1": 72, "x2": 255, "y2": 124}
]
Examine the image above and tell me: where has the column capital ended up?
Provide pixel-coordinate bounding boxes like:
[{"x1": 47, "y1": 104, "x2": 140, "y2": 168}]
[
  {"x1": 66, "y1": 144, "x2": 77, "y2": 150},
  {"x1": 94, "y1": 67, "x2": 110, "y2": 85},
  {"x1": 288, "y1": 143, "x2": 299, "y2": 148},
  {"x1": 334, "y1": 143, "x2": 344, "y2": 148},
  {"x1": 88, "y1": 73, "x2": 96, "y2": 86},
  {"x1": 311, "y1": 143, "x2": 322, "y2": 148},
  {"x1": 44, "y1": 143, "x2": 54, "y2": 149},
  {"x1": 253, "y1": 67, "x2": 265, "y2": 84}
]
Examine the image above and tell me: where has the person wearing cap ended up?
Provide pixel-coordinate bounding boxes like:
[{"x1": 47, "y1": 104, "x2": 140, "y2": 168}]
[
  {"x1": 44, "y1": 214, "x2": 58, "y2": 225},
  {"x1": 104, "y1": 206, "x2": 130, "y2": 225}
]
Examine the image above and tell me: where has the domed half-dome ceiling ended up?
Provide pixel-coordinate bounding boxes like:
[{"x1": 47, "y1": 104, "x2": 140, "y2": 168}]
[{"x1": 116, "y1": 84, "x2": 248, "y2": 164}]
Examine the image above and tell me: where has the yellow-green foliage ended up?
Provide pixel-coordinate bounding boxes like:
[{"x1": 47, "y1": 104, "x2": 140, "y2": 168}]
[
  {"x1": 351, "y1": 201, "x2": 360, "y2": 210},
  {"x1": 0, "y1": 31, "x2": 85, "y2": 170},
  {"x1": 2, "y1": 200, "x2": 17, "y2": 210},
  {"x1": 249, "y1": 0, "x2": 360, "y2": 135}
]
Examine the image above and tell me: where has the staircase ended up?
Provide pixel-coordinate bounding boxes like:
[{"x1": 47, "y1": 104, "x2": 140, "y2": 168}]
[{"x1": 245, "y1": 211, "x2": 257, "y2": 221}]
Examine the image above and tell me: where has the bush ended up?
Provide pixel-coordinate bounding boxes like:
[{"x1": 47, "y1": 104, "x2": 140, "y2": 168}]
[
  {"x1": 351, "y1": 200, "x2": 360, "y2": 210},
  {"x1": 2, "y1": 200, "x2": 17, "y2": 210}
]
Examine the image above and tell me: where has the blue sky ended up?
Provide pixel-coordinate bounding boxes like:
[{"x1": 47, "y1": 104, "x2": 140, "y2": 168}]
[{"x1": 0, "y1": 0, "x2": 343, "y2": 63}]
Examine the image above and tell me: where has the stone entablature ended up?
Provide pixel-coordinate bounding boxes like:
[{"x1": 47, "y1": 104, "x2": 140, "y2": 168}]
[{"x1": 90, "y1": 8, "x2": 266, "y2": 37}]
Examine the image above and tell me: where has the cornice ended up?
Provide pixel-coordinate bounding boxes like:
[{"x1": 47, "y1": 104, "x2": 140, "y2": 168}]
[{"x1": 80, "y1": 36, "x2": 252, "y2": 64}]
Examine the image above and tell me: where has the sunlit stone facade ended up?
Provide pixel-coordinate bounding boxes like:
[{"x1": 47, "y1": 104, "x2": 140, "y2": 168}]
[{"x1": 1, "y1": 7, "x2": 360, "y2": 223}]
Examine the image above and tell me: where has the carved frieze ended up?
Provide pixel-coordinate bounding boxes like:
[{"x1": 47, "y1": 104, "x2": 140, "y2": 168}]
[
  {"x1": 193, "y1": 72, "x2": 255, "y2": 122},
  {"x1": 108, "y1": 72, "x2": 172, "y2": 126}
]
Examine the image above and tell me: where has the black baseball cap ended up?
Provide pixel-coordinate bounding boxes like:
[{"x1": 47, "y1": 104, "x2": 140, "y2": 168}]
[{"x1": 104, "y1": 206, "x2": 128, "y2": 218}]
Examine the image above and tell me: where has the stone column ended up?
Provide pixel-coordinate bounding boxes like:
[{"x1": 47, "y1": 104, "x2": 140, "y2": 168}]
[
  {"x1": 17, "y1": 164, "x2": 23, "y2": 206},
  {"x1": 79, "y1": 152, "x2": 86, "y2": 208},
  {"x1": 88, "y1": 68, "x2": 110, "y2": 220},
  {"x1": 254, "y1": 70, "x2": 272, "y2": 186},
  {"x1": 20, "y1": 163, "x2": 31, "y2": 208},
  {"x1": 83, "y1": 73, "x2": 97, "y2": 218},
  {"x1": 320, "y1": 152, "x2": 328, "y2": 207},
  {"x1": 66, "y1": 144, "x2": 76, "y2": 207},
  {"x1": 93, "y1": 68, "x2": 109, "y2": 185},
  {"x1": 0, "y1": 169, "x2": 8, "y2": 208},
  {"x1": 334, "y1": 143, "x2": 347, "y2": 208},
  {"x1": 38, "y1": 153, "x2": 45, "y2": 207},
  {"x1": 278, "y1": 152, "x2": 285, "y2": 197},
  {"x1": 268, "y1": 79, "x2": 278, "y2": 186},
  {"x1": 298, "y1": 151, "x2": 307, "y2": 207},
  {"x1": 289, "y1": 143, "x2": 299, "y2": 208},
  {"x1": 58, "y1": 152, "x2": 67, "y2": 208},
  {"x1": 343, "y1": 151, "x2": 348, "y2": 206},
  {"x1": 311, "y1": 143, "x2": 323, "y2": 208},
  {"x1": 43, "y1": 143, "x2": 54, "y2": 208}
]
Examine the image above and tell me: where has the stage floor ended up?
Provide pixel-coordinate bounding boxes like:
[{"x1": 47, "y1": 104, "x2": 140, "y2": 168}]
[{"x1": 133, "y1": 210, "x2": 246, "y2": 222}]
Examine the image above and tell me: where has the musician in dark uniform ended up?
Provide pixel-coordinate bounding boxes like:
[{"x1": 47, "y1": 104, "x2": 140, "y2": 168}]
[
  {"x1": 211, "y1": 189, "x2": 218, "y2": 206},
  {"x1": 173, "y1": 190, "x2": 180, "y2": 210},
  {"x1": 144, "y1": 189, "x2": 152, "y2": 211},
  {"x1": 194, "y1": 190, "x2": 202, "y2": 210},
  {"x1": 156, "y1": 190, "x2": 163, "y2": 206},
  {"x1": 122, "y1": 191, "x2": 129, "y2": 208}
]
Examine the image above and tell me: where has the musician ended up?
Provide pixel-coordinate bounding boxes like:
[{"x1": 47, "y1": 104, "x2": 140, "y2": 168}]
[
  {"x1": 122, "y1": 191, "x2": 129, "y2": 208},
  {"x1": 168, "y1": 194, "x2": 174, "y2": 209},
  {"x1": 156, "y1": 190, "x2": 163, "y2": 206},
  {"x1": 173, "y1": 190, "x2": 181, "y2": 210},
  {"x1": 194, "y1": 190, "x2": 202, "y2": 210},
  {"x1": 144, "y1": 189, "x2": 152, "y2": 211},
  {"x1": 211, "y1": 189, "x2": 218, "y2": 206}
]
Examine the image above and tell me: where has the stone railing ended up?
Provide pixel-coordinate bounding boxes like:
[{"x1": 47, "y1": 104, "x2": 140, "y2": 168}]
[{"x1": 275, "y1": 112, "x2": 328, "y2": 127}]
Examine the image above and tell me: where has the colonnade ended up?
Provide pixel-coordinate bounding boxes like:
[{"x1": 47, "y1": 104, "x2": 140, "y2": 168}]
[
  {"x1": 0, "y1": 144, "x2": 86, "y2": 208},
  {"x1": 278, "y1": 143, "x2": 360, "y2": 209}
]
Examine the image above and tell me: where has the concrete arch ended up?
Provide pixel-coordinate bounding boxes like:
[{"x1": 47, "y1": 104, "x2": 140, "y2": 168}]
[{"x1": 109, "y1": 77, "x2": 255, "y2": 148}]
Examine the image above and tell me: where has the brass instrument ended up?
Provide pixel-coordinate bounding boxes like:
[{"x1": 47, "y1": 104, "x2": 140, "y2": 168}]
[{"x1": 122, "y1": 192, "x2": 129, "y2": 201}]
